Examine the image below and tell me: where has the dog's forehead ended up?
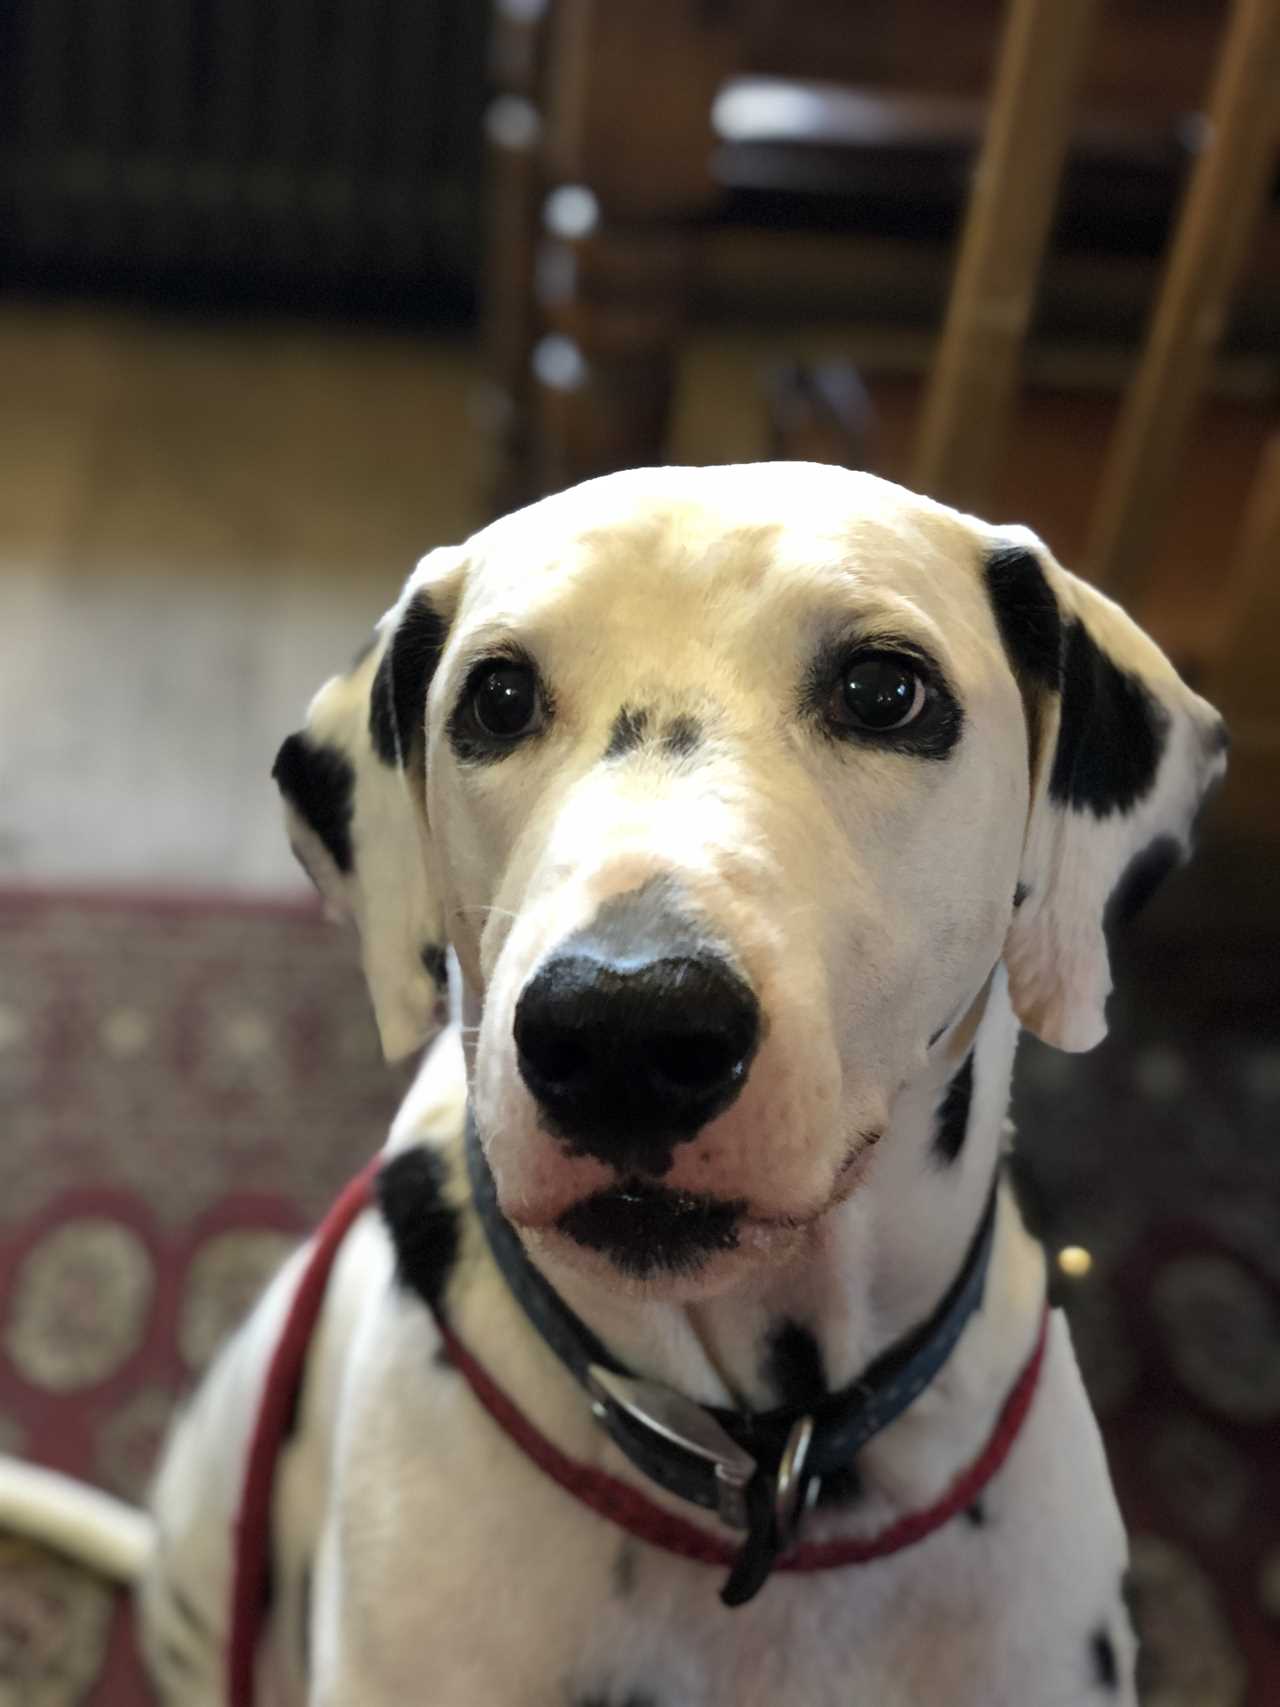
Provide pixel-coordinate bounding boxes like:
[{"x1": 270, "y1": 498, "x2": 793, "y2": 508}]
[{"x1": 458, "y1": 464, "x2": 995, "y2": 653}]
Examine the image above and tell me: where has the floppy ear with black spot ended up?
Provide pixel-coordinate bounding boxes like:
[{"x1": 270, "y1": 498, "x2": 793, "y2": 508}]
[
  {"x1": 271, "y1": 546, "x2": 467, "y2": 1061},
  {"x1": 989, "y1": 527, "x2": 1228, "y2": 1054}
]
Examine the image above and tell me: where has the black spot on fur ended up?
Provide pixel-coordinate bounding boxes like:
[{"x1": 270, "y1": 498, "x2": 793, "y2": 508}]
[
  {"x1": 1120, "y1": 1566, "x2": 1139, "y2": 1625},
  {"x1": 165, "y1": 1578, "x2": 217, "y2": 1645},
  {"x1": 369, "y1": 594, "x2": 450, "y2": 767},
  {"x1": 815, "y1": 1461, "x2": 864, "y2": 1506},
  {"x1": 420, "y1": 943, "x2": 448, "y2": 989},
  {"x1": 1119, "y1": 1567, "x2": 1141, "y2": 1652},
  {"x1": 605, "y1": 704, "x2": 652, "y2": 758},
  {"x1": 1103, "y1": 836, "x2": 1182, "y2": 947},
  {"x1": 1013, "y1": 882, "x2": 1030, "y2": 909},
  {"x1": 763, "y1": 1319, "x2": 827, "y2": 1408},
  {"x1": 933, "y1": 1052, "x2": 975, "y2": 1167},
  {"x1": 378, "y1": 1146, "x2": 460, "y2": 1311},
  {"x1": 965, "y1": 1499, "x2": 987, "y2": 1527},
  {"x1": 1050, "y1": 620, "x2": 1168, "y2": 817},
  {"x1": 612, "y1": 1541, "x2": 638, "y2": 1598},
  {"x1": 662, "y1": 715, "x2": 702, "y2": 758},
  {"x1": 298, "y1": 1562, "x2": 312, "y2": 1677},
  {"x1": 272, "y1": 734, "x2": 355, "y2": 874},
  {"x1": 985, "y1": 547, "x2": 1063, "y2": 690},
  {"x1": 156, "y1": 1638, "x2": 199, "y2": 1682},
  {"x1": 1091, "y1": 1627, "x2": 1119, "y2": 1690},
  {"x1": 984, "y1": 546, "x2": 1063, "y2": 766}
]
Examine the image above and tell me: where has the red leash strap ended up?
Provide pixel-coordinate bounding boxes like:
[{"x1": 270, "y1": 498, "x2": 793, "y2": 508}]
[
  {"x1": 227, "y1": 1158, "x2": 380, "y2": 1707},
  {"x1": 229, "y1": 1162, "x2": 1049, "y2": 1703},
  {"x1": 429, "y1": 1299, "x2": 1051, "y2": 1573}
]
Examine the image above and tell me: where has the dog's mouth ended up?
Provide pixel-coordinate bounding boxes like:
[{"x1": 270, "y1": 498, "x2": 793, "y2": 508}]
[{"x1": 554, "y1": 1179, "x2": 746, "y2": 1279}]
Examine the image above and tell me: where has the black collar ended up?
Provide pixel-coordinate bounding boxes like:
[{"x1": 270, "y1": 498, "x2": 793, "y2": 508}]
[{"x1": 465, "y1": 1115, "x2": 999, "y2": 1604}]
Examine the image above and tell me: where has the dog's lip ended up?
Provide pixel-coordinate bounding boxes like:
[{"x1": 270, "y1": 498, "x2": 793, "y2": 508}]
[{"x1": 501, "y1": 1128, "x2": 885, "y2": 1238}]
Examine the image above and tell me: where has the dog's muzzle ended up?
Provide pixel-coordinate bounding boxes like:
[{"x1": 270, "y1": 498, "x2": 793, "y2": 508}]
[{"x1": 514, "y1": 945, "x2": 760, "y2": 1176}]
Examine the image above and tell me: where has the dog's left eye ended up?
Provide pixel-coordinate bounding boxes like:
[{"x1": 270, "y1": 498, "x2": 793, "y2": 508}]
[
  {"x1": 829, "y1": 653, "x2": 927, "y2": 732},
  {"x1": 470, "y1": 662, "x2": 541, "y2": 739}
]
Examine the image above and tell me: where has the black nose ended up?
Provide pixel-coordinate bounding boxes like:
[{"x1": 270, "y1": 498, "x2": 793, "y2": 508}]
[{"x1": 514, "y1": 949, "x2": 760, "y2": 1174}]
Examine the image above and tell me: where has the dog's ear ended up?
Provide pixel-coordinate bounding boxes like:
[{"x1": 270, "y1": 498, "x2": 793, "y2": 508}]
[
  {"x1": 991, "y1": 528, "x2": 1228, "y2": 1053},
  {"x1": 271, "y1": 546, "x2": 467, "y2": 1060}
]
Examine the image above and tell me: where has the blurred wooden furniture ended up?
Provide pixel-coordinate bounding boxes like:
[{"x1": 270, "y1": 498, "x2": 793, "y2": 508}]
[{"x1": 481, "y1": 0, "x2": 1280, "y2": 844}]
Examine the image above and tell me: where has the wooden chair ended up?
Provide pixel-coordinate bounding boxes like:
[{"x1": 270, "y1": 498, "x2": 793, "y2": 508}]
[{"x1": 480, "y1": 0, "x2": 1280, "y2": 843}]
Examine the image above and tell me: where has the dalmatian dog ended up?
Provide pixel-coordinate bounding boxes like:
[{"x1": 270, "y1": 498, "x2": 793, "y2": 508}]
[{"x1": 134, "y1": 463, "x2": 1226, "y2": 1706}]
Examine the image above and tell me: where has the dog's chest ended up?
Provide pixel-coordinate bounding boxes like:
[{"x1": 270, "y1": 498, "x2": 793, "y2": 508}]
[
  {"x1": 315, "y1": 1482, "x2": 1056, "y2": 1707},
  {"x1": 304, "y1": 1269, "x2": 1130, "y2": 1707}
]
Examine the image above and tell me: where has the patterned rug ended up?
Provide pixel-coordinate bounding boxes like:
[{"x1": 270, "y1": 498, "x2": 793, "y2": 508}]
[{"x1": 0, "y1": 887, "x2": 1276, "y2": 1704}]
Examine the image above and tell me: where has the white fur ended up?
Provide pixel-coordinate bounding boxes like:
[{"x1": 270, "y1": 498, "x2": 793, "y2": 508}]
[{"x1": 11, "y1": 466, "x2": 1225, "y2": 1704}]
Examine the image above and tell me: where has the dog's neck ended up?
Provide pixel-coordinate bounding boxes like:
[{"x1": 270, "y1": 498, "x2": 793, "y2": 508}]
[{"x1": 479, "y1": 968, "x2": 1029, "y2": 1416}]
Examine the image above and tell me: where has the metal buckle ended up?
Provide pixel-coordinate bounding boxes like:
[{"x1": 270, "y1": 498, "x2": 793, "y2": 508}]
[
  {"x1": 586, "y1": 1364, "x2": 758, "y2": 1530},
  {"x1": 774, "y1": 1414, "x2": 819, "y2": 1547}
]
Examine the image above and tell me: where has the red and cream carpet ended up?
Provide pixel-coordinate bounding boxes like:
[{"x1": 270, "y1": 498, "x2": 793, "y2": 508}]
[{"x1": 0, "y1": 887, "x2": 1275, "y2": 1704}]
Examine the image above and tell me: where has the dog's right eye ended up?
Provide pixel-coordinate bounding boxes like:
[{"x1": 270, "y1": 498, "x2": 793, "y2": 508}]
[{"x1": 469, "y1": 661, "x2": 541, "y2": 739}]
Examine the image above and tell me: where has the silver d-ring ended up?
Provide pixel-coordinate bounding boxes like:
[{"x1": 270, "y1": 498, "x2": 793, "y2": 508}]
[{"x1": 774, "y1": 1414, "x2": 815, "y2": 1544}]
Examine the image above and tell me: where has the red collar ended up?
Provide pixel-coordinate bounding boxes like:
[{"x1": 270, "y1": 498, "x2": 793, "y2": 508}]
[{"x1": 229, "y1": 1160, "x2": 1049, "y2": 1704}]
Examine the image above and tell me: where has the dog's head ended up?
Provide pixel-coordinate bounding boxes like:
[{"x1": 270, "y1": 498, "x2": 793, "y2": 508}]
[{"x1": 276, "y1": 466, "x2": 1225, "y2": 1295}]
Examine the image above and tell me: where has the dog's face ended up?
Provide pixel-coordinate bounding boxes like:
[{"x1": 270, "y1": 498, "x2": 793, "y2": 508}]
[{"x1": 276, "y1": 465, "x2": 1225, "y2": 1296}]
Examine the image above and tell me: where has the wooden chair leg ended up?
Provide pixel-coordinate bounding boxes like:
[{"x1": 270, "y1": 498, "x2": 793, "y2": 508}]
[
  {"x1": 1085, "y1": 0, "x2": 1280, "y2": 600},
  {"x1": 912, "y1": 0, "x2": 1101, "y2": 513},
  {"x1": 523, "y1": 0, "x2": 740, "y2": 497},
  {"x1": 532, "y1": 197, "x2": 695, "y2": 492},
  {"x1": 481, "y1": 92, "x2": 547, "y2": 516}
]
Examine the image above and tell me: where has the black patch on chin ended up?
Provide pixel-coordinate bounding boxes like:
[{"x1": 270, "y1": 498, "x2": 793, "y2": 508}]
[
  {"x1": 933, "y1": 1051, "x2": 975, "y2": 1167},
  {"x1": 661, "y1": 715, "x2": 702, "y2": 758},
  {"x1": 272, "y1": 734, "x2": 355, "y2": 874},
  {"x1": 1103, "y1": 835, "x2": 1182, "y2": 947},
  {"x1": 1013, "y1": 882, "x2": 1030, "y2": 909},
  {"x1": 605, "y1": 704, "x2": 652, "y2": 759},
  {"x1": 965, "y1": 1499, "x2": 987, "y2": 1527},
  {"x1": 420, "y1": 943, "x2": 448, "y2": 989},
  {"x1": 369, "y1": 593, "x2": 450, "y2": 767},
  {"x1": 556, "y1": 1180, "x2": 742, "y2": 1279},
  {"x1": 1090, "y1": 1627, "x2": 1119, "y2": 1690},
  {"x1": 762, "y1": 1319, "x2": 827, "y2": 1408},
  {"x1": 378, "y1": 1146, "x2": 460, "y2": 1310},
  {"x1": 1049, "y1": 620, "x2": 1168, "y2": 817}
]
